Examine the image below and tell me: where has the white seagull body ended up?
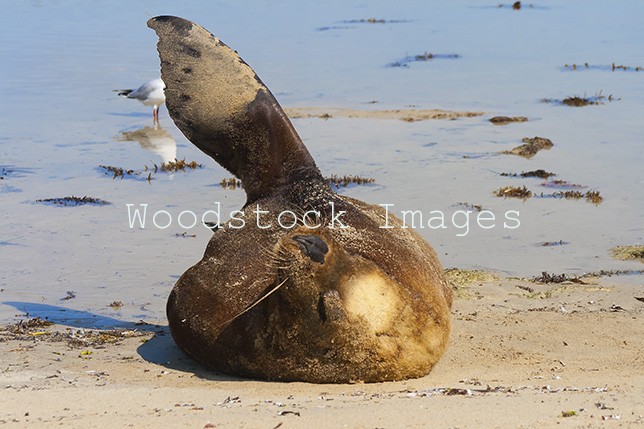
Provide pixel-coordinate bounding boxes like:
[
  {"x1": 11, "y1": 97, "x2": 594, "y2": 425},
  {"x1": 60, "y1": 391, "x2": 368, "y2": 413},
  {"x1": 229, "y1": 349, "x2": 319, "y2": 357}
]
[{"x1": 115, "y1": 78, "x2": 166, "y2": 123}]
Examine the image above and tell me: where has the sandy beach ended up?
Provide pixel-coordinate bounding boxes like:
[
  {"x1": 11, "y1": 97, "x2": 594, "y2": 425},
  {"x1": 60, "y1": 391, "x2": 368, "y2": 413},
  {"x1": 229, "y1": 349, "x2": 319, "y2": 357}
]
[
  {"x1": 2, "y1": 1, "x2": 643, "y2": 428},
  {"x1": 2, "y1": 272, "x2": 642, "y2": 428}
]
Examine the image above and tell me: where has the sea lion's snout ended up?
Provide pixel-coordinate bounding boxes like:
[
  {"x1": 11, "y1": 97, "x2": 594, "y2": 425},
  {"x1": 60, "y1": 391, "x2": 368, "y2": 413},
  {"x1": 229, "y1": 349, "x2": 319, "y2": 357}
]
[{"x1": 292, "y1": 235, "x2": 328, "y2": 264}]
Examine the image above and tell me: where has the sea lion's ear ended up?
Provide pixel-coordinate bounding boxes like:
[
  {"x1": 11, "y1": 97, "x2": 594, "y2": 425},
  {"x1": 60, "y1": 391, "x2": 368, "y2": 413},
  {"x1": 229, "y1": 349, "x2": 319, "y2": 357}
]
[{"x1": 147, "y1": 16, "x2": 320, "y2": 203}]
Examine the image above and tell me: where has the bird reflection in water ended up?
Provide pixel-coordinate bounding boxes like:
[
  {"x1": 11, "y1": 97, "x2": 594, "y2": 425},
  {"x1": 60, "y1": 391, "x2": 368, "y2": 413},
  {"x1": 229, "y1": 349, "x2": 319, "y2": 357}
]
[{"x1": 117, "y1": 124, "x2": 177, "y2": 164}]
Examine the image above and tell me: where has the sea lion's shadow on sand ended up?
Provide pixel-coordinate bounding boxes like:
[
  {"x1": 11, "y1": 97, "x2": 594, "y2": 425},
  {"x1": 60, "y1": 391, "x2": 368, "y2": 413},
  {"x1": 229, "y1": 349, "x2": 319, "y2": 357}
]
[
  {"x1": 137, "y1": 329, "x2": 244, "y2": 381},
  {"x1": 2, "y1": 301, "x2": 241, "y2": 382}
]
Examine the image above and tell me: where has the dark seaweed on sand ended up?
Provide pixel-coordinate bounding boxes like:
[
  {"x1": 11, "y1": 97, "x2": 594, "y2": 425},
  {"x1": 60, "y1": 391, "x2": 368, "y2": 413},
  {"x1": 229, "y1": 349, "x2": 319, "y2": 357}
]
[
  {"x1": 541, "y1": 240, "x2": 568, "y2": 247},
  {"x1": 533, "y1": 271, "x2": 580, "y2": 284},
  {"x1": 537, "y1": 190, "x2": 603, "y2": 204},
  {"x1": 454, "y1": 202, "x2": 483, "y2": 212},
  {"x1": 494, "y1": 186, "x2": 532, "y2": 199}
]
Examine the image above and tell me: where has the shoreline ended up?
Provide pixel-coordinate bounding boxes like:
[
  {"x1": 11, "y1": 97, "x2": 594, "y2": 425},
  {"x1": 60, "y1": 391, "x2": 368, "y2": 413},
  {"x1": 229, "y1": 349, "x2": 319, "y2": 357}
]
[{"x1": 284, "y1": 107, "x2": 484, "y2": 121}]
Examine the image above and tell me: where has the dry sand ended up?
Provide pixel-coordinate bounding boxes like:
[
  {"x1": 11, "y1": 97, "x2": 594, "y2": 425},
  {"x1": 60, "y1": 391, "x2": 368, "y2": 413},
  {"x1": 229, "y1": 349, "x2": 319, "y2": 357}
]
[
  {"x1": 284, "y1": 107, "x2": 483, "y2": 122},
  {"x1": 1, "y1": 273, "x2": 642, "y2": 428}
]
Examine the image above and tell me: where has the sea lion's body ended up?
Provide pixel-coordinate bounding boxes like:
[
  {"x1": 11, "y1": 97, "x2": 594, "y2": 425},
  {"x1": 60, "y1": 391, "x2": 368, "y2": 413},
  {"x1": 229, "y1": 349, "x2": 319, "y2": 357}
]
[{"x1": 149, "y1": 16, "x2": 452, "y2": 383}]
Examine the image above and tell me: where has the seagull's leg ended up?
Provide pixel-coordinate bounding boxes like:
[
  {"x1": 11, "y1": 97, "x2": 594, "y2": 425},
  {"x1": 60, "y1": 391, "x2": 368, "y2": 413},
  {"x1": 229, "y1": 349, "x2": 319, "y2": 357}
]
[{"x1": 153, "y1": 105, "x2": 159, "y2": 124}]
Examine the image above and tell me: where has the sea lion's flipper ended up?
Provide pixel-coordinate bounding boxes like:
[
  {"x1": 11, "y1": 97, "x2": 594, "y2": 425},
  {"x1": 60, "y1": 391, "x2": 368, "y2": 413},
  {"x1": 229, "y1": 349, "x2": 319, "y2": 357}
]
[
  {"x1": 148, "y1": 16, "x2": 321, "y2": 203},
  {"x1": 167, "y1": 225, "x2": 280, "y2": 363}
]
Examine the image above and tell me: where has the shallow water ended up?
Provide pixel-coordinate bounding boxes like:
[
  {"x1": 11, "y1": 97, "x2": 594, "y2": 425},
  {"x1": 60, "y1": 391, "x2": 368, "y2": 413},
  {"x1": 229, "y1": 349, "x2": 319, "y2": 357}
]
[{"x1": 1, "y1": 0, "x2": 642, "y2": 325}]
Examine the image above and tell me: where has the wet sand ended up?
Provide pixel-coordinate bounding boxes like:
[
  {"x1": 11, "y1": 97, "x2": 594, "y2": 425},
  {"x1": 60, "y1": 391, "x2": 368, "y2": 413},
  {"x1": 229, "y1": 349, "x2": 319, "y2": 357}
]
[
  {"x1": 284, "y1": 107, "x2": 483, "y2": 121},
  {"x1": 2, "y1": 274, "x2": 642, "y2": 428}
]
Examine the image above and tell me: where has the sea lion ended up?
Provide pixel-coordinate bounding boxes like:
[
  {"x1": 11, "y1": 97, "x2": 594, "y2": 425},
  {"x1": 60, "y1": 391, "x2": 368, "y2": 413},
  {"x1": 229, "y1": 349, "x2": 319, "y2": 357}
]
[{"x1": 148, "y1": 15, "x2": 452, "y2": 383}]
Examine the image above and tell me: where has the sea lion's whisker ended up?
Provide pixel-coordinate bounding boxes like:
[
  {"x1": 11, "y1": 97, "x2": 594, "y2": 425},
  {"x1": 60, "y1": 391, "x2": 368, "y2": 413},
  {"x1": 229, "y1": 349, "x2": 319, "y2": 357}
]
[
  {"x1": 216, "y1": 278, "x2": 289, "y2": 329},
  {"x1": 258, "y1": 243, "x2": 278, "y2": 258}
]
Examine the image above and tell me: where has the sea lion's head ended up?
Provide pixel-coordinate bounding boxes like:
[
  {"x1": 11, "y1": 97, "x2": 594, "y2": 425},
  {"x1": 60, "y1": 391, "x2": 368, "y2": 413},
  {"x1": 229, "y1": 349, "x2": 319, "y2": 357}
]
[{"x1": 270, "y1": 226, "x2": 408, "y2": 330}]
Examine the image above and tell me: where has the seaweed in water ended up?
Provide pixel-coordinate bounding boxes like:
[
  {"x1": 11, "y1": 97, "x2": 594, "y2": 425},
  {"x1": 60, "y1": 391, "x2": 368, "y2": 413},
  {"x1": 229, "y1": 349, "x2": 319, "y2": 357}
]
[
  {"x1": 36, "y1": 196, "x2": 110, "y2": 207},
  {"x1": 500, "y1": 169, "x2": 555, "y2": 179},
  {"x1": 327, "y1": 175, "x2": 376, "y2": 188},
  {"x1": 563, "y1": 63, "x2": 642, "y2": 72},
  {"x1": 541, "y1": 91, "x2": 618, "y2": 107},
  {"x1": 388, "y1": 52, "x2": 461, "y2": 68},
  {"x1": 454, "y1": 202, "x2": 483, "y2": 212},
  {"x1": 498, "y1": 1, "x2": 535, "y2": 9},
  {"x1": 158, "y1": 158, "x2": 202, "y2": 172},
  {"x1": 99, "y1": 165, "x2": 138, "y2": 179},
  {"x1": 220, "y1": 177, "x2": 242, "y2": 190},
  {"x1": 342, "y1": 18, "x2": 409, "y2": 24}
]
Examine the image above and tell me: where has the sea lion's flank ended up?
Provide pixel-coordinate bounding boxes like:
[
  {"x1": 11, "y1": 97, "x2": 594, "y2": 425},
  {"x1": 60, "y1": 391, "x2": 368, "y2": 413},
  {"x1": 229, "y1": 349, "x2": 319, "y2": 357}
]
[{"x1": 148, "y1": 15, "x2": 453, "y2": 383}]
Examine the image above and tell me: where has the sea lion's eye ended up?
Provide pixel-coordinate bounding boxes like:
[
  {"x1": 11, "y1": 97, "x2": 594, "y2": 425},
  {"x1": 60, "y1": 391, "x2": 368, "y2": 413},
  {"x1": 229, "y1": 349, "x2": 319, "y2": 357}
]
[{"x1": 291, "y1": 235, "x2": 328, "y2": 264}]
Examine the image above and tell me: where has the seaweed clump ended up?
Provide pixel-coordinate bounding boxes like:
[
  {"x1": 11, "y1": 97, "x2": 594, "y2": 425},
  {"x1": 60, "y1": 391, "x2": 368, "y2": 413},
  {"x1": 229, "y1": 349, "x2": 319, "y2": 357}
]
[
  {"x1": 455, "y1": 202, "x2": 483, "y2": 212},
  {"x1": 502, "y1": 136, "x2": 553, "y2": 158},
  {"x1": 159, "y1": 158, "x2": 202, "y2": 172},
  {"x1": 501, "y1": 169, "x2": 555, "y2": 179},
  {"x1": 489, "y1": 116, "x2": 528, "y2": 125},
  {"x1": 542, "y1": 92, "x2": 617, "y2": 107},
  {"x1": 7, "y1": 317, "x2": 53, "y2": 333},
  {"x1": 388, "y1": 52, "x2": 461, "y2": 68},
  {"x1": 549, "y1": 190, "x2": 603, "y2": 204},
  {"x1": 327, "y1": 175, "x2": 376, "y2": 188},
  {"x1": 494, "y1": 186, "x2": 532, "y2": 199},
  {"x1": 533, "y1": 271, "x2": 574, "y2": 284},
  {"x1": 610, "y1": 245, "x2": 644, "y2": 262},
  {"x1": 541, "y1": 180, "x2": 585, "y2": 189},
  {"x1": 100, "y1": 165, "x2": 137, "y2": 179},
  {"x1": 36, "y1": 196, "x2": 110, "y2": 207},
  {"x1": 563, "y1": 96, "x2": 597, "y2": 107},
  {"x1": 537, "y1": 190, "x2": 603, "y2": 204},
  {"x1": 343, "y1": 18, "x2": 409, "y2": 24},
  {"x1": 564, "y1": 63, "x2": 642, "y2": 72},
  {"x1": 541, "y1": 240, "x2": 568, "y2": 247},
  {"x1": 220, "y1": 177, "x2": 242, "y2": 190}
]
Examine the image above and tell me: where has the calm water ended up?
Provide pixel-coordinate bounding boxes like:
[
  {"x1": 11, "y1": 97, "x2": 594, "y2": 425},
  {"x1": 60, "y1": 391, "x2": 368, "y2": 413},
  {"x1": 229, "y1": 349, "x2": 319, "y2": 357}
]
[{"x1": 1, "y1": 0, "x2": 642, "y2": 325}]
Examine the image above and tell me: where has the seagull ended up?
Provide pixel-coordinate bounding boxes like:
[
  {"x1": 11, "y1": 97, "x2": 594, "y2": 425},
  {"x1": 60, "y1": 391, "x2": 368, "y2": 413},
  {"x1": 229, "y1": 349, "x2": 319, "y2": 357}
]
[{"x1": 115, "y1": 78, "x2": 166, "y2": 123}]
